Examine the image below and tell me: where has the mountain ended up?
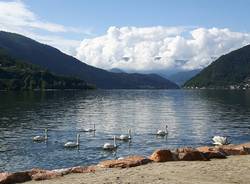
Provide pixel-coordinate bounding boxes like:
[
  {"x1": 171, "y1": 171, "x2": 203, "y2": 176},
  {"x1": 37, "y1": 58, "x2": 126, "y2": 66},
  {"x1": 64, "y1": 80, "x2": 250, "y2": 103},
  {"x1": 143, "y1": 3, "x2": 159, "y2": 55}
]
[
  {"x1": 167, "y1": 69, "x2": 202, "y2": 86},
  {"x1": 0, "y1": 31, "x2": 179, "y2": 89},
  {"x1": 109, "y1": 68, "x2": 125, "y2": 73},
  {"x1": 184, "y1": 45, "x2": 250, "y2": 89},
  {"x1": 0, "y1": 49, "x2": 93, "y2": 90}
]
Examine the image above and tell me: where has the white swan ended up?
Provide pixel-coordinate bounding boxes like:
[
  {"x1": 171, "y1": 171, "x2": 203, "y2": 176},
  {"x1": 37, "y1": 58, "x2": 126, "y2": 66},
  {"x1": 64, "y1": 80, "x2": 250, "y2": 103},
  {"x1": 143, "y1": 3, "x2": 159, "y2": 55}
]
[
  {"x1": 82, "y1": 124, "x2": 96, "y2": 132},
  {"x1": 103, "y1": 136, "x2": 117, "y2": 150},
  {"x1": 33, "y1": 129, "x2": 48, "y2": 141},
  {"x1": 212, "y1": 136, "x2": 229, "y2": 146},
  {"x1": 119, "y1": 129, "x2": 132, "y2": 141},
  {"x1": 64, "y1": 134, "x2": 80, "y2": 148},
  {"x1": 156, "y1": 125, "x2": 168, "y2": 136}
]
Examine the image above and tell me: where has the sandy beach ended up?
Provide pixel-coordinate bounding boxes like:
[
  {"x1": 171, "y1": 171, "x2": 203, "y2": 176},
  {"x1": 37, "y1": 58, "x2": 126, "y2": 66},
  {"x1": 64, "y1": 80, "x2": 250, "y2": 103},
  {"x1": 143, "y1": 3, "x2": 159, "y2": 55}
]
[{"x1": 25, "y1": 155, "x2": 250, "y2": 184}]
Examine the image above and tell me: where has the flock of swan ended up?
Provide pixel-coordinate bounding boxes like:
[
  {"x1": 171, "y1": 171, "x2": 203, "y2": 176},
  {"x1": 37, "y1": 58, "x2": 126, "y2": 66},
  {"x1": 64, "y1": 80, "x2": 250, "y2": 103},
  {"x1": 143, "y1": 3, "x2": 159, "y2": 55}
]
[
  {"x1": 32, "y1": 124, "x2": 168, "y2": 150},
  {"x1": 32, "y1": 124, "x2": 229, "y2": 150}
]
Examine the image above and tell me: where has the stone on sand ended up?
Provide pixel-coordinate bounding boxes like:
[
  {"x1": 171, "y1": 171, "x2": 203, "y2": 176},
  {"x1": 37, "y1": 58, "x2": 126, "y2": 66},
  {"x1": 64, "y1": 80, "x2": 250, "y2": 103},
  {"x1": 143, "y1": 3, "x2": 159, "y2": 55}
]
[
  {"x1": 176, "y1": 147, "x2": 207, "y2": 161},
  {"x1": 0, "y1": 171, "x2": 31, "y2": 184},
  {"x1": 150, "y1": 149, "x2": 175, "y2": 162},
  {"x1": 196, "y1": 146, "x2": 226, "y2": 159},
  {"x1": 98, "y1": 155, "x2": 151, "y2": 168}
]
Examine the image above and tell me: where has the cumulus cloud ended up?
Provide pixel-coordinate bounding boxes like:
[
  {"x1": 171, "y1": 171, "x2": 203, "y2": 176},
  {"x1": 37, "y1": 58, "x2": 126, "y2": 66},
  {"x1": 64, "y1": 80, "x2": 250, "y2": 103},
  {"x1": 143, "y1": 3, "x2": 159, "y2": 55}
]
[
  {"x1": 0, "y1": 0, "x2": 91, "y2": 54},
  {"x1": 76, "y1": 26, "x2": 250, "y2": 72}
]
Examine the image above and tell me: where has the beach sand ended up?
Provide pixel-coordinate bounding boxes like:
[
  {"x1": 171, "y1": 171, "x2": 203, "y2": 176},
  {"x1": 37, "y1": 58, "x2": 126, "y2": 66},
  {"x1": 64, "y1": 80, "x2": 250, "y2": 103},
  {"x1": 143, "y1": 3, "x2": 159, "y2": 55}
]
[{"x1": 25, "y1": 155, "x2": 250, "y2": 184}]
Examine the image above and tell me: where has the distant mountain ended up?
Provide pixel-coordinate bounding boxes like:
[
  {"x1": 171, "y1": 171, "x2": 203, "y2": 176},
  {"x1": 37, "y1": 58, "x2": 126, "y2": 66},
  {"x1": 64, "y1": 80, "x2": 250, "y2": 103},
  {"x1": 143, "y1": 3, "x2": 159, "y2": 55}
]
[
  {"x1": 167, "y1": 69, "x2": 202, "y2": 86},
  {"x1": 0, "y1": 31, "x2": 179, "y2": 89},
  {"x1": 184, "y1": 45, "x2": 250, "y2": 89},
  {"x1": 0, "y1": 49, "x2": 92, "y2": 90},
  {"x1": 109, "y1": 68, "x2": 125, "y2": 73}
]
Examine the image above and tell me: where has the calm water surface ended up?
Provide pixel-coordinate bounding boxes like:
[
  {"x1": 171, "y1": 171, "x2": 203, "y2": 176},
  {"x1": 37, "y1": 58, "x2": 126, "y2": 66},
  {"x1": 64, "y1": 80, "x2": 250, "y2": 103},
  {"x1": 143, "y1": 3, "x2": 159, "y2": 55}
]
[{"x1": 1, "y1": 90, "x2": 250, "y2": 172}]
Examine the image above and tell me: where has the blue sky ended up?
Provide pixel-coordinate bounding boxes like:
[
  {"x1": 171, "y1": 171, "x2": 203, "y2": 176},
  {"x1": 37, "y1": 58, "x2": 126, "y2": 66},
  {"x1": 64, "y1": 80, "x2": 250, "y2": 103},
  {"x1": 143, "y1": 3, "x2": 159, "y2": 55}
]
[
  {"x1": 23, "y1": 0, "x2": 250, "y2": 35},
  {"x1": 1, "y1": 0, "x2": 250, "y2": 72}
]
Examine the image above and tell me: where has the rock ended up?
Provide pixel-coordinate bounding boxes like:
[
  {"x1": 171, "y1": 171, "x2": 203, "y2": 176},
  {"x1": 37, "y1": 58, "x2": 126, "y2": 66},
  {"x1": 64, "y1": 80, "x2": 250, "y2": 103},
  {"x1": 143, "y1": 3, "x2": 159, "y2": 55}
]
[
  {"x1": 70, "y1": 166, "x2": 96, "y2": 173},
  {"x1": 217, "y1": 145, "x2": 248, "y2": 156},
  {"x1": 149, "y1": 149, "x2": 175, "y2": 162},
  {"x1": 28, "y1": 168, "x2": 47, "y2": 176},
  {"x1": 232, "y1": 143, "x2": 250, "y2": 154},
  {"x1": 243, "y1": 146, "x2": 250, "y2": 154},
  {"x1": 196, "y1": 146, "x2": 215, "y2": 152},
  {"x1": 98, "y1": 155, "x2": 151, "y2": 168},
  {"x1": 0, "y1": 171, "x2": 31, "y2": 184},
  {"x1": 196, "y1": 144, "x2": 249, "y2": 156},
  {"x1": 236, "y1": 142, "x2": 250, "y2": 149},
  {"x1": 206, "y1": 151, "x2": 226, "y2": 159},
  {"x1": 176, "y1": 147, "x2": 207, "y2": 161},
  {"x1": 0, "y1": 173, "x2": 11, "y2": 184},
  {"x1": 176, "y1": 147, "x2": 196, "y2": 153},
  {"x1": 177, "y1": 151, "x2": 207, "y2": 161},
  {"x1": 52, "y1": 168, "x2": 71, "y2": 175},
  {"x1": 31, "y1": 170, "x2": 61, "y2": 181},
  {"x1": 196, "y1": 146, "x2": 226, "y2": 159}
]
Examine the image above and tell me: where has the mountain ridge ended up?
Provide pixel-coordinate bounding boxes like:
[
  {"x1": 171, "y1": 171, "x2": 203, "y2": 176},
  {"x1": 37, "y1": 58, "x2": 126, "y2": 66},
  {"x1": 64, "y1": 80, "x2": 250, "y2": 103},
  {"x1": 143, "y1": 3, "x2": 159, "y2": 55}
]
[
  {"x1": 184, "y1": 44, "x2": 250, "y2": 89},
  {"x1": 0, "y1": 48, "x2": 93, "y2": 90},
  {"x1": 0, "y1": 31, "x2": 179, "y2": 89}
]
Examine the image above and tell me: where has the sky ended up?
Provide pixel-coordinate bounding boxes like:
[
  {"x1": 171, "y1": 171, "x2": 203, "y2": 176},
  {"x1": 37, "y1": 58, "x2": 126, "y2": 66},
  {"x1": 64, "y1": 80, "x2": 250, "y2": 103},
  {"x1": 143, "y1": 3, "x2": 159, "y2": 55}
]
[{"x1": 0, "y1": 0, "x2": 250, "y2": 73}]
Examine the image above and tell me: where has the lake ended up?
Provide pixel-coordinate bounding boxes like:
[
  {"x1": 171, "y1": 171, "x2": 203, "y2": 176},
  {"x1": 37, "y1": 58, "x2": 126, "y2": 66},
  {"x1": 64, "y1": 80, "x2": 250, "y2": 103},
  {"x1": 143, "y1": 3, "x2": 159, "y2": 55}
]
[{"x1": 1, "y1": 89, "x2": 250, "y2": 172}]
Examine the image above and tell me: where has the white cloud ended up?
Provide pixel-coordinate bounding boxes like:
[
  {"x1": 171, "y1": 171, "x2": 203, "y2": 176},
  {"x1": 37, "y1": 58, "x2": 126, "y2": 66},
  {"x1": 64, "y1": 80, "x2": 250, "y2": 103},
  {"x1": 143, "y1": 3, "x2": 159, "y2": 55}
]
[
  {"x1": 1, "y1": 1, "x2": 250, "y2": 71},
  {"x1": 76, "y1": 26, "x2": 250, "y2": 72},
  {"x1": 0, "y1": 0, "x2": 90, "y2": 33},
  {"x1": 0, "y1": 0, "x2": 91, "y2": 54}
]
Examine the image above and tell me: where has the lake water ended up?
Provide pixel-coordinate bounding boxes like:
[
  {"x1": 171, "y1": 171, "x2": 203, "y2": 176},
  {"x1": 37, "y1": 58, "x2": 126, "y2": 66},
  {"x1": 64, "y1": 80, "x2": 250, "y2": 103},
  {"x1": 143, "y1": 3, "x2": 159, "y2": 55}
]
[{"x1": 1, "y1": 89, "x2": 250, "y2": 172}]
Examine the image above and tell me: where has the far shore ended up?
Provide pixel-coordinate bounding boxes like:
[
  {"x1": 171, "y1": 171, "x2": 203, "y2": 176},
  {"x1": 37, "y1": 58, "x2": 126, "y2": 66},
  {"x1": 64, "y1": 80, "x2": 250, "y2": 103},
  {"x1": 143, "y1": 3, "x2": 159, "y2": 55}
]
[{"x1": 25, "y1": 155, "x2": 250, "y2": 184}]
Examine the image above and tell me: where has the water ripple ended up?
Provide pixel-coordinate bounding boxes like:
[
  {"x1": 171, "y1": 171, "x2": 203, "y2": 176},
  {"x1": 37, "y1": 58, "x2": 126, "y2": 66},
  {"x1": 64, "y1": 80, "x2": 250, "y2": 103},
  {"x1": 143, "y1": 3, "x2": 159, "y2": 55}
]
[{"x1": 0, "y1": 90, "x2": 250, "y2": 172}]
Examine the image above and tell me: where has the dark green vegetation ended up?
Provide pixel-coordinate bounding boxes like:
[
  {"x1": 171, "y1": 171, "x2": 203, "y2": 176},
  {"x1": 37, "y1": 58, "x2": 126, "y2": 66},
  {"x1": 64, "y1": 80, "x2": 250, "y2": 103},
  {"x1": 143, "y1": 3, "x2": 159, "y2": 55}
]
[
  {"x1": 184, "y1": 45, "x2": 250, "y2": 89},
  {"x1": 0, "y1": 49, "x2": 93, "y2": 90},
  {"x1": 0, "y1": 31, "x2": 179, "y2": 89}
]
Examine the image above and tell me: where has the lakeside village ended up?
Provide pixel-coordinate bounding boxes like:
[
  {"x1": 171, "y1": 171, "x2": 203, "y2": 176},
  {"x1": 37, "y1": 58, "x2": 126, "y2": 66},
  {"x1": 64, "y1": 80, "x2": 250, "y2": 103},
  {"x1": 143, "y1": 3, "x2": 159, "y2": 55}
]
[{"x1": 185, "y1": 77, "x2": 250, "y2": 90}]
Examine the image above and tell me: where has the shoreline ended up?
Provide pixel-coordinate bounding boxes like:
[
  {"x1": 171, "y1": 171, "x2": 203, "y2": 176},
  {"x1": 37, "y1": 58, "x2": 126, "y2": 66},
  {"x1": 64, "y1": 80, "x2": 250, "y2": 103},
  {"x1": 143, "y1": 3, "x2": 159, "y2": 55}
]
[
  {"x1": 26, "y1": 155, "x2": 250, "y2": 184},
  {"x1": 1, "y1": 142, "x2": 250, "y2": 184}
]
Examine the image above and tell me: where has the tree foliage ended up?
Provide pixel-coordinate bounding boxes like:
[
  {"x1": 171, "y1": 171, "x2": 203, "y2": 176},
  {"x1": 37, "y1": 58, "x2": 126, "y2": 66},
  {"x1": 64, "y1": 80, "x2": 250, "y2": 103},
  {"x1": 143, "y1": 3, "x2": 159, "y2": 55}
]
[
  {"x1": 0, "y1": 49, "x2": 95, "y2": 90},
  {"x1": 184, "y1": 45, "x2": 250, "y2": 88}
]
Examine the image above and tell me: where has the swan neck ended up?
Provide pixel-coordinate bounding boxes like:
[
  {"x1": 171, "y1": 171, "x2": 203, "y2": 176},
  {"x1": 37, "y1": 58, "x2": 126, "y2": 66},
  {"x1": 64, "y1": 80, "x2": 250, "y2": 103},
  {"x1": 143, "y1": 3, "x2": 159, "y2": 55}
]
[
  {"x1": 45, "y1": 130, "x2": 48, "y2": 139},
  {"x1": 77, "y1": 135, "x2": 80, "y2": 145},
  {"x1": 113, "y1": 136, "x2": 116, "y2": 147}
]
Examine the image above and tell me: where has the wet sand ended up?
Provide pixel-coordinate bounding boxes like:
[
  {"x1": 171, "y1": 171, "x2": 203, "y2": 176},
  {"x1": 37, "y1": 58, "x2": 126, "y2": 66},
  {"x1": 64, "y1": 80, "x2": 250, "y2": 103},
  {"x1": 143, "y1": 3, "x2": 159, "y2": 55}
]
[{"x1": 25, "y1": 155, "x2": 250, "y2": 184}]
